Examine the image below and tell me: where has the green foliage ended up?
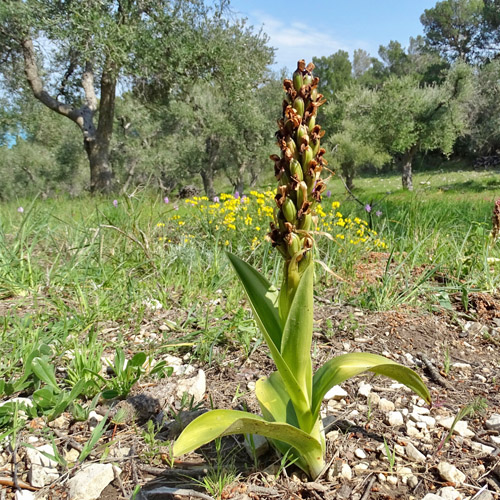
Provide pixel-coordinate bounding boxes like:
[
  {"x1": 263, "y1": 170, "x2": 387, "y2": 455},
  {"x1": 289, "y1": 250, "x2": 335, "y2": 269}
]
[
  {"x1": 468, "y1": 58, "x2": 500, "y2": 155},
  {"x1": 313, "y1": 51, "x2": 353, "y2": 99},
  {"x1": 101, "y1": 348, "x2": 146, "y2": 399},
  {"x1": 371, "y1": 63, "x2": 473, "y2": 188},
  {"x1": 323, "y1": 85, "x2": 389, "y2": 189},
  {"x1": 421, "y1": 0, "x2": 487, "y2": 63}
]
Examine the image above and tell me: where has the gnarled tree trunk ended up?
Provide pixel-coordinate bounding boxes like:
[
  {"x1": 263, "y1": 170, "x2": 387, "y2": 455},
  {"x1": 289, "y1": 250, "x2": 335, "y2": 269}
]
[
  {"x1": 21, "y1": 38, "x2": 115, "y2": 193},
  {"x1": 342, "y1": 164, "x2": 355, "y2": 191},
  {"x1": 401, "y1": 145, "x2": 417, "y2": 191},
  {"x1": 201, "y1": 135, "x2": 218, "y2": 199}
]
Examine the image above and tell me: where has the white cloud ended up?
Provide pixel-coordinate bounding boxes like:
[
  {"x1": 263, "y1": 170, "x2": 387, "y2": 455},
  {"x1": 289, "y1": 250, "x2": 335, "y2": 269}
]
[{"x1": 249, "y1": 11, "x2": 374, "y2": 71}]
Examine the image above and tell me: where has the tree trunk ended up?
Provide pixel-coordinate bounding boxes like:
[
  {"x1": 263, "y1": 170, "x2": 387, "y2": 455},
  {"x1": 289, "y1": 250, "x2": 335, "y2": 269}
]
[
  {"x1": 342, "y1": 164, "x2": 355, "y2": 191},
  {"x1": 233, "y1": 162, "x2": 247, "y2": 194},
  {"x1": 88, "y1": 63, "x2": 116, "y2": 193},
  {"x1": 401, "y1": 146, "x2": 417, "y2": 191},
  {"x1": 200, "y1": 168, "x2": 216, "y2": 200},
  {"x1": 21, "y1": 38, "x2": 115, "y2": 194},
  {"x1": 85, "y1": 140, "x2": 113, "y2": 193},
  {"x1": 201, "y1": 135, "x2": 218, "y2": 199}
]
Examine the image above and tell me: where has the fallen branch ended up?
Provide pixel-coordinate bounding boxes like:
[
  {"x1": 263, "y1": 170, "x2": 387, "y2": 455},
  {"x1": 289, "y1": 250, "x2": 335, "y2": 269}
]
[{"x1": 417, "y1": 352, "x2": 454, "y2": 390}]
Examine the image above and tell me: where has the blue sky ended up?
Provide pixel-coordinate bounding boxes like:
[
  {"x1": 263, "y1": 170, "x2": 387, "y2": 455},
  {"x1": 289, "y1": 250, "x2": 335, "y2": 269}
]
[{"x1": 228, "y1": 0, "x2": 438, "y2": 71}]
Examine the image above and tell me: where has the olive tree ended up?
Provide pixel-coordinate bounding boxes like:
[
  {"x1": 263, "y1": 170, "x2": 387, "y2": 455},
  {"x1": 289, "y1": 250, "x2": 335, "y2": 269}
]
[
  {"x1": 0, "y1": 0, "x2": 239, "y2": 193},
  {"x1": 373, "y1": 63, "x2": 473, "y2": 190}
]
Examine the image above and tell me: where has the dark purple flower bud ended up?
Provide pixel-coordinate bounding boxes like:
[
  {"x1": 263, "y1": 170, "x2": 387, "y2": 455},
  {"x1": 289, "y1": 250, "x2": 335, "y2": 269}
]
[{"x1": 326, "y1": 190, "x2": 331, "y2": 198}]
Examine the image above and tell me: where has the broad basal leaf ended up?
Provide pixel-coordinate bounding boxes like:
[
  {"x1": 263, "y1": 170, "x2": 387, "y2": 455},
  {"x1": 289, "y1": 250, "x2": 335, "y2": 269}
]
[
  {"x1": 280, "y1": 262, "x2": 314, "y2": 405},
  {"x1": 173, "y1": 409, "x2": 324, "y2": 478},
  {"x1": 226, "y1": 252, "x2": 282, "y2": 350},
  {"x1": 256, "y1": 372, "x2": 299, "y2": 427},
  {"x1": 31, "y1": 357, "x2": 60, "y2": 393},
  {"x1": 311, "y1": 353, "x2": 431, "y2": 418},
  {"x1": 227, "y1": 252, "x2": 311, "y2": 425}
]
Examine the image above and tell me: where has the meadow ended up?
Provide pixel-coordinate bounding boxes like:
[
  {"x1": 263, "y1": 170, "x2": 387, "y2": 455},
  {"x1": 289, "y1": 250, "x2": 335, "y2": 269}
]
[{"x1": 1, "y1": 163, "x2": 500, "y2": 497}]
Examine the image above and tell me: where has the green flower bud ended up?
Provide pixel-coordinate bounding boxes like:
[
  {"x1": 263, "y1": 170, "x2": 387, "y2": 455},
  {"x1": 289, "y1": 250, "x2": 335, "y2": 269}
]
[
  {"x1": 293, "y1": 70, "x2": 303, "y2": 92},
  {"x1": 298, "y1": 249, "x2": 312, "y2": 272},
  {"x1": 311, "y1": 139, "x2": 320, "y2": 158},
  {"x1": 296, "y1": 124, "x2": 308, "y2": 147},
  {"x1": 308, "y1": 115, "x2": 316, "y2": 132},
  {"x1": 293, "y1": 97, "x2": 304, "y2": 118},
  {"x1": 282, "y1": 198, "x2": 297, "y2": 224},
  {"x1": 303, "y1": 73, "x2": 313, "y2": 86},
  {"x1": 302, "y1": 145, "x2": 313, "y2": 170},
  {"x1": 279, "y1": 170, "x2": 291, "y2": 186},
  {"x1": 286, "y1": 232, "x2": 302, "y2": 257},
  {"x1": 290, "y1": 159, "x2": 303, "y2": 181},
  {"x1": 298, "y1": 213, "x2": 312, "y2": 231},
  {"x1": 297, "y1": 181, "x2": 308, "y2": 209},
  {"x1": 286, "y1": 138, "x2": 299, "y2": 160}
]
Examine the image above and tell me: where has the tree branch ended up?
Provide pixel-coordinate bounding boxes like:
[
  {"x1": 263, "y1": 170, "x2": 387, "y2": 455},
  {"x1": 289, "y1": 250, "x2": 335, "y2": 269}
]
[
  {"x1": 57, "y1": 48, "x2": 79, "y2": 100},
  {"x1": 21, "y1": 37, "x2": 77, "y2": 119},
  {"x1": 82, "y1": 60, "x2": 98, "y2": 112}
]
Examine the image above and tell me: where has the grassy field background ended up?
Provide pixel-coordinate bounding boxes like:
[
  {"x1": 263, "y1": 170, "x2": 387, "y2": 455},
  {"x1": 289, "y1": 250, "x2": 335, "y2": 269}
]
[{"x1": 1, "y1": 163, "x2": 499, "y2": 465}]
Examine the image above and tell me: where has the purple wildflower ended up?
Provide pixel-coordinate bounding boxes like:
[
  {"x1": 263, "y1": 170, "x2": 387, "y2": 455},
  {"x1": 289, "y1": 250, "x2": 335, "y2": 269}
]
[
  {"x1": 17, "y1": 207, "x2": 24, "y2": 213},
  {"x1": 364, "y1": 204, "x2": 371, "y2": 213},
  {"x1": 213, "y1": 196, "x2": 220, "y2": 203},
  {"x1": 326, "y1": 190, "x2": 332, "y2": 198},
  {"x1": 164, "y1": 196, "x2": 169, "y2": 204},
  {"x1": 234, "y1": 191, "x2": 240, "y2": 199},
  {"x1": 174, "y1": 205, "x2": 179, "y2": 211},
  {"x1": 113, "y1": 199, "x2": 118, "y2": 207},
  {"x1": 376, "y1": 210, "x2": 382, "y2": 217}
]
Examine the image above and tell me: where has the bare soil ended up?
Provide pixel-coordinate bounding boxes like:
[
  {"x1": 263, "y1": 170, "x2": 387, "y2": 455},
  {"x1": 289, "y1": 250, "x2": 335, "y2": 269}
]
[{"x1": 2, "y1": 274, "x2": 500, "y2": 499}]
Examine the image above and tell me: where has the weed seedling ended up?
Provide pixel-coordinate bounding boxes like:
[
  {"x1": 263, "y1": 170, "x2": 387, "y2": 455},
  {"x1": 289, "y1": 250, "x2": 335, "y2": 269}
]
[
  {"x1": 437, "y1": 397, "x2": 488, "y2": 451},
  {"x1": 442, "y1": 345, "x2": 451, "y2": 376},
  {"x1": 383, "y1": 437, "x2": 396, "y2": 474}
]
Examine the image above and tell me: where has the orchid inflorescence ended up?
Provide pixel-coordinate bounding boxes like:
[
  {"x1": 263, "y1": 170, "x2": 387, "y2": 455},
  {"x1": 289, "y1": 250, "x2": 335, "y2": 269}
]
[
  {"x1": 269, "y1": 60, "x2": 327, "y2": 320},
  {"x1": 172, "y1": 61, "x2": 430, "y2": 480}
]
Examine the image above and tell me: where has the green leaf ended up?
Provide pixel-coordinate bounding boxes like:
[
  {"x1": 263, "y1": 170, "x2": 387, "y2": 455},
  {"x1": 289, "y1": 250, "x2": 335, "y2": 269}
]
[
  {"x1": 172, "y1": 409, "x2": 324, "y2": 477},
  {"x1": 33, "y1": 387, "x2": 57, "y2": 409},
  {"x1": 226, "y1": 252, "x2": 282, "y2": 349},
  {"x1": 114, "y1": 348, "x2": 125, "y2": 373},
  {"x1": 48, "y1": 379, "x2": 87, "y2": 421},
  {"x1": 102, "y1": 389, "x2": 119, "y2": 400},
  {"x1": 129, "y1": 352, "x2": 147, "y2": 368},
  {"x1": 227, "y1": 253, "x2": 312, "y2": 428},
  {"x1": 255, "y1": 372, "x2": 299, "y2": 427},
  {"x1": 311, "y1": 353, "x2": 431, "y2": 418},
  {"x1": 280, "y1": 262, "x2": 313, "y2": 404},
  {"x1": 78, "y1": 412, "x2": 109, "y2": 463},
  {"x1": 255, "y1": 372, "x2": 311, "y2": 473},
  {"x1": 31, "y1": 357, "x2": 60, "y2": 393}
]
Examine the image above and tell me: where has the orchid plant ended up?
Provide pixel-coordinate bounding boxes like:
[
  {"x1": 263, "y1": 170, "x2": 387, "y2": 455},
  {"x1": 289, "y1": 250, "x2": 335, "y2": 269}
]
[{"x1": 173, "y1": 60, "x2": 430, "y2": 479}]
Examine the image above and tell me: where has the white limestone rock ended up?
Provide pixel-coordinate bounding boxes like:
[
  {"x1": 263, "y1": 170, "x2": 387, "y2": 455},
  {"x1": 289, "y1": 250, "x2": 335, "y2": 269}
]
[
  {"x1": 324, "y1": 385, "x2": 348, "y2": 401},
  {"x1": 437, "y1": 462, "x2": 466, "y2": 484},
  {"x1": 175, "y1": 369, "x2": 206, "y2": 403},
  {"x1": 67, "y1": 464, "x2": 120, "y2": 500}
]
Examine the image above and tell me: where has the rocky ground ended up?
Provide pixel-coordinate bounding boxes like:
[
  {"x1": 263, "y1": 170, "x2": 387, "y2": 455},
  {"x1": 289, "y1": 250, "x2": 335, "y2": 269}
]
[{"x1": 1, "y1": 291, "x2": 500, "y2": 500}]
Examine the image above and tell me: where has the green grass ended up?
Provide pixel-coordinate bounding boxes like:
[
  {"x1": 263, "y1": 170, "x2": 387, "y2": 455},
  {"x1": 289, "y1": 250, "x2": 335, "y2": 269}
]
[{"x1": 0, "y1": 166, "x2": 499, "y2": 441}]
